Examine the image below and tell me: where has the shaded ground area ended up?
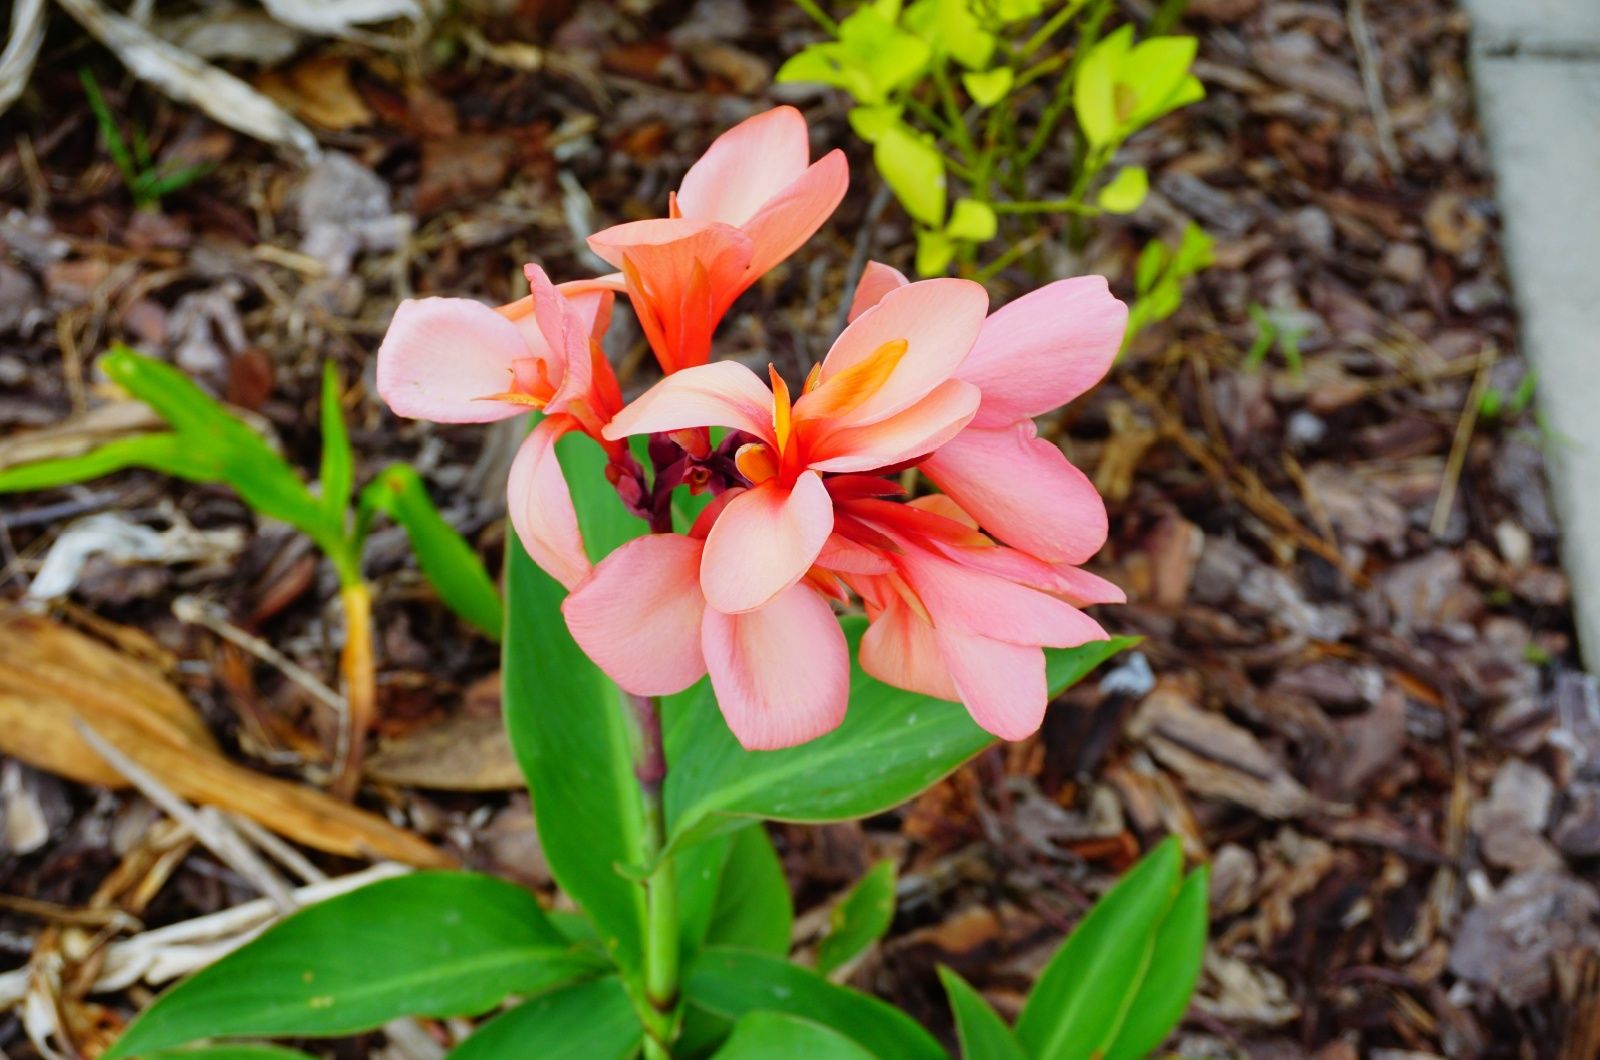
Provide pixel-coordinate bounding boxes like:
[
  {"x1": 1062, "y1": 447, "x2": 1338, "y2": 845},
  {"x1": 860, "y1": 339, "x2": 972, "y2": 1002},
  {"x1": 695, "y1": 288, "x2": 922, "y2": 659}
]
[{"x1": 1, "y1": 0, "x2": 1596, "y2": 1056}]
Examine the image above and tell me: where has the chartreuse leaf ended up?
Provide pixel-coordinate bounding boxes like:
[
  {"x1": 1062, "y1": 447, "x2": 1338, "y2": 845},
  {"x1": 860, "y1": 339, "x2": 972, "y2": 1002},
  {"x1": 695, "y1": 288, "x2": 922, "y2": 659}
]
[
  {"x1": 319, "y1": 362, "x2": 355, "y2": 521},
  {"x1": 360, "y1": 464, "x2": 503, "y2": 640},
  {"x1": 503, "y1": 429, "x2": 651, "y2": 977},
  {"x1": 712, "y1": 1011, "x2": 876, "y2": 1059},
  {"x1": 962, "y1": 67, "x2": 1013, "y2": 107},
  {"x1": 946, "y1": 198, "x2": 997, "y2": 242},
  {"x1": 1073, "y1": 26, "x2": 1130, "y2": 149},
  {"x1": 916, "y1": 230, "x2": 957, "y2": 277},
  {"x1": 445, "y1": 977, "x2": 641, "y2": 1059},
  {"x1": 662, "y1": 631, "x2": 1136, "y2": 850},
  {"x1": 0, "y1": 432, "x2": 219, "y2": 493},
  {"x1": 1097, "y1": 166, "x2": 1149, "y2": 214},
  {"x1": 905, "y1": 0, "x2": 996, "y2": 69},
  {"x1": 106, "y1": 873, "x2": 604, "y2": 1058},
  {"x1": 875, "y1": 122, "x2": 946, "y2": 228},
  {"x1": 1103, "y1": 866, "x2": 1210, "y2": 1060},
  {"x1": 677, "y1": 825, "x2": 793, "y2": 962},
  {"x1": 146, "y1": 1048, "x2": 314, "y2": 1059},
  {"x1": 817, "y1": 859, "x2": 897, "y2": 976},
  {"x1": 1014, "y1": 837, "x2": 1189, "y2": 1060},
  {"x1": 685, "y1": 948, "x2": 945, "y2": 1059},
  {"x1": 848, "y1": 104, "x2": 902, "y2": 143},
  {"x1": 936, "y1": 967, "x2": 1027, "y2": 1060}
]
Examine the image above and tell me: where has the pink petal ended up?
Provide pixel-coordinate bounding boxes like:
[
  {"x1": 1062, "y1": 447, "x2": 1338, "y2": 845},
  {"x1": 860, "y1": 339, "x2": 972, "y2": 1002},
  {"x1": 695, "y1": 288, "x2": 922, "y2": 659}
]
[
  {"x1": 702, "y1": 583, "x2": 849, "y2": 750},
  {"x1": 959, "y1": 276, "x2": 1127, "y2": 428},
  {"x1": 526, "y1": 263, "x2": 594, "y2": 414},
  {"x1": 376, "y1": 297, "x2": 532, "y2": 422},
  {"x1": 742, "y1": 150, "x2": 849, "y2": 278},
  {"x1": 896, "y1": 542, "x2": 1108, "y2": 648},
  {"x1": 807, "y1": 379, "x2": 979, "y2": 473},
  {"x1": 675, "y1": 106, "x2": 813, "y2": 227},
  {"x1": 817, "y1": 533, "x2": 894, "y2": 575},
  {"x1": 603, "y1": 361, "x2": 776, "y2": 444},
  {"x1": 506, "y1": 418, "x2": 591, "y2": 591},
  {"x1": 846, "y1": 261, "x2": 910, "y2": 323},
  {"x1": 562, "y1": 533, "x2": 708, "y2": 695},
  {"x1": 920, "y1": 422, "x2": 1108, "y2": 565},
  {"x1": 805, "y1": 278, "x2": 989, "y2": 428},
  {"x1": 934, "y1": 629, "x2": 1049, "y2": 740},
  {"x1": 859, "y1": 598, "x2": 959, "y2": 701},
  {"x1": 1049, "y1": 565, "x2": 1127, "y2": 607},
  {"x1": 700, "y1": 472, "x2": 834, "y2": 614}
]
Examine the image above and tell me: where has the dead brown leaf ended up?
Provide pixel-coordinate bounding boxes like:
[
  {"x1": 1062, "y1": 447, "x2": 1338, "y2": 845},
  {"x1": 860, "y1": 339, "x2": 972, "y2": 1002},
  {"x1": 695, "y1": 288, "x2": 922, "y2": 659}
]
[
  {"x1": 257, "y1": 55, "x2": 373, "y2": 132},
  {"x1": 366, "y1": 713, "x2": 523, "y2": 791}
]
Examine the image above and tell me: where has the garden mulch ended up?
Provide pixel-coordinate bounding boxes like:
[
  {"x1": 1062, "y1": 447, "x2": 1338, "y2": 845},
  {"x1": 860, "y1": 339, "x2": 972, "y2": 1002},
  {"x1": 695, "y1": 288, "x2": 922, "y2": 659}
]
[{"x1": 1, "y1": 0, "x2": 1594, "y2": 1057}]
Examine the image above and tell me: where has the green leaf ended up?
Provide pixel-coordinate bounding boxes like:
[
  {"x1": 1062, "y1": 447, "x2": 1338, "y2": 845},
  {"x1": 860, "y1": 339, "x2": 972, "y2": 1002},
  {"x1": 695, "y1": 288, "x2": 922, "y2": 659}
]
[
  {"x1": 663, "y1": 630, "x2": 1134, "y2": 850},
  {"x1": 686, "y1": 948, "x2": 946, "y2": 1059},
  {"x1": 915, "y1": 230, "x2": 956, "y2": 277},
  {"x1": 937, "y1": 967, "x2": 1027, "y2": 1060},
  {"x1": 706, "y1": 826, "x2": 794, "y2": 957},
  {"x1": 1103, "y1": 866, "x2": 1209, "y2": 1060},
  {"x1": 446, "y1": 977, "x2": 641, "y2": 1059},
  {"x1": 361, "y1": 465, "x2": 503, "y2": 640},
  {"x1": 875, "y1": 123, "x2": 946, "y2": 228},
  {"x1": 1015, "y1": 837, "x2": 1186, "y2": 1060},
  {"x1": 503, "y1": 428, "x2": 650, "y2": 976},
  {"x1": 905, "y1": 0, "x2": 996, "y2": 70},
  {"x1": 962, "y1": 68, "x2": 1013, "y2": 107},
  {"x1": 945, "y1": 198, "x2": 997, "y2": 242},
  {"x1": 319, "y1": 362, "x2": 355, "y2": 522},
  {"x1": 1133, "y1": 238, "x2": 1170, "y2": 294},
  {"x1": 1072, "y1": 26, "x2": 1132, "y2": 149},
  {"x1": 106, "y1": 872, "x2": 604, "y2": 1058},
  {"x1": 1123, "y1": 37, "x2": 1202, "y2": 130},
  {"x1": 848, "y1": 104, "x2": 903, "y2": 143},
  {"x1": 817, "y1": 859, "x2": 897, "y2": 976},
  {"x1": 0, "y1": 433, "x2": 220, "y2": 493},
  {"x1": 146, "y1": 1048, "x2": 315, "y2": 1060},
  {"x1": 1097, "y1": 166, "x2": 1148, "y2": 214},
  {"x1": 712, "y1": 1011, "x2": 877, "y2": 1059}
]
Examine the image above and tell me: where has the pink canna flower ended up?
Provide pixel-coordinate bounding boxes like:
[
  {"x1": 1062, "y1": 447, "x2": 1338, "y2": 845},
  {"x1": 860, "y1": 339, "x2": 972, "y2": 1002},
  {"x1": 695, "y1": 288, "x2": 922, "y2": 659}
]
[
  {"x1": 817, "y1": 480, "x2": 1124, "y2": 740},
  {"x1": 376, "y1": 264, "x2": 622, "y2": 591},
  {"x1": 561, "y1": 493, "x2": 849, "y2": 750},
  {"x1": 602, "y1": 277, "x2": 990, "y2": 616},
  {"x1": 586, "y1": 106, "x2": 849, "y2": 374},
  {"x1": 847, "y1": 262, "x2": 1128, "y2": 565}
]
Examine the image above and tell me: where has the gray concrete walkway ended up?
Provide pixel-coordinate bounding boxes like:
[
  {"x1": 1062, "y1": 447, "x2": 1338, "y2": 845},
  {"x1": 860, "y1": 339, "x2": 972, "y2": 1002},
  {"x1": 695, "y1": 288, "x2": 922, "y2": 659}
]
[{"x1": 1461, "y1": 0, "x2": 1600, "y2": 658}]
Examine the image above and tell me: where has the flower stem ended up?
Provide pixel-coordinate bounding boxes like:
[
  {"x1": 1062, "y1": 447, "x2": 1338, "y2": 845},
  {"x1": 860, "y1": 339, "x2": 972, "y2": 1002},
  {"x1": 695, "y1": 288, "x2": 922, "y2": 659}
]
[
  {"x1": 331, "y1": 580, "x2": 374, "y2": 800},
  {"x1": 631, "y1": 693, "x2": 679, "y2": 1057}
]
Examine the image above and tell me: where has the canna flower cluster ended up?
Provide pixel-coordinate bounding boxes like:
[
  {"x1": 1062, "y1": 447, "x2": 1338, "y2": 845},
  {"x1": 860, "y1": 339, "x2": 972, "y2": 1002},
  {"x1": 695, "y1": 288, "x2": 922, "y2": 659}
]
[{"x1": 377, "y1": 106, "x2": 1126, "y2": 751}]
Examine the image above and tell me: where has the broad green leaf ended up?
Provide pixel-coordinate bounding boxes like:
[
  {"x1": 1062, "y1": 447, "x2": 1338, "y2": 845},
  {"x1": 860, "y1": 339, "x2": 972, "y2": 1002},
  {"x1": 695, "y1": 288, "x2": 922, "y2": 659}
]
[
  {"x1": 107, "y1": 872, "x2": 602, "y2": 1058},
  {"x1": 848, "y1": 104, "x2": 902, "y2": 143},
  {"x1": 945, "y1": 198, "x2": 997, "y2": 242},
  {"x1": 686, "y1": 948, "x2": 945, "y2": 1060},
  {"x1": 146, "y1": 1048, "x2": 315, "y2": 1060},
  {"x1": 1072, "y1": 26, "x2": 1131, "y2": 148},
  {"x1": 905, "y1": 0, "x2": 995, "y2": 70},
  {"x1": 503, "y1": 428, "x2": 650, "y2": 975},
  {"x1": 937, "y1": 967, "x2": 1027, "y2": 1060},
  {"x1": 446, "y1": 977, "x2": 641, "y2": 1059},
  {"x1": 702, "y1": 826, "x2": 793, "y2": 957},
  {"x1": 1097, "y1": 166, "x2": 1148, "y2": 214},
  {"x1": 1103, "y1": 866, "x2": 1209, "y2": 1060},
  {"x1": 319, "y1": 362, "x2": 355, "y2": 521},
  {"x1": 1015, "y1": 837, "x2": 1185, "y2": 1060},
  {"x1": 712, "y1": 1011, "x2": 876, "y2": 1059},
  {"x1": 99, "y1": 348, "x2": 331, "y2": 545},
  {"x1": 817, "y1": 859, "x2": 897, "y2": 976},
  {"x1": 915, "y1": 229, "x2": 956, "y2": 277},
  {"x1": 361, "y1": 465, "x2": 503, "y2": 640},
  {"x1": 962, "y1": 68, "x2": 1013, "y2": 107},
  {"x1": 1173, "y1": 221, "x2": 1215, "y2": 274},
  {"x1": 875, "y1": 123, "x2": 946, "y2": 228},
  {"x1": 0, "y1": 433, "x2": 219, "y2": 493},
  {"x1": 1134, "y1": 238, "x2": 1170, "y2": 294},
  {"x1": 777, "y1": 9, "x2": 929, "y2": 103},
  {"x1": 663, "y1": 628, "x2": 1135, "y2": 849},
  {"x1": 1123, "y1": 37, "x2": 1202, "y2": 129}
]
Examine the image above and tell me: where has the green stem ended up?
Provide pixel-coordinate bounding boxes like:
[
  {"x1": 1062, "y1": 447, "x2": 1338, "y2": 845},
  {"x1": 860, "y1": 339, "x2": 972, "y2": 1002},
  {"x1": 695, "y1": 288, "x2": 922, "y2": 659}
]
[
  {"x1": 1017, "y1": 0, "x2": 1112, "y2": 170},
  {"x1": 1021, "y1": 0, "x2": 1090, "y2": 58},
  {"x1": 632, "y1": 693, "x2": 679, "y2": 1058},
  {"x1": 992, "y1": 197, "x2": 1101, "y2": 215},
  {"x1": 792, "y1": 0, "x2": 839, "y2": 34}
]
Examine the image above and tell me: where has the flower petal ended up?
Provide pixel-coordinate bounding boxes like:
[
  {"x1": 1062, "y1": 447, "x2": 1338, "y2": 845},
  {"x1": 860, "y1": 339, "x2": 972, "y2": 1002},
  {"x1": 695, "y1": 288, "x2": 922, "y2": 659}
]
[
  {"x1": 860, "y1": 597, "x2": 959, "y2": 701},
  {"x1": 959, "y1": 276, "x2": 1127, "y2": 428},
  {"x1": 562, "y1": 533, "x2": 708, "y2": 695},
  {"x1": 807, "y1": 379, "x2": 979, "y2": 473},
  {"x1": 920, "y1": 422, "x2": 1108, "y2": 565},
  {"x1": 897, "y1": 541, "x2": 1108, "y2": 648},
  {"x1": 675, "y1": 105, "x2": 813, "y2": 227},
  {"x1": 934, "y1": 628, "x2": 1049, "y2": 740},
  {"x1": 376, "y1": 297, "x2": 532, "y2": 422},
  {"x1": 846, "y1": 260, "x2": 910, "y2": 323},
  {"x1": 603, "y1": 361, "x2": 776, "y2": 443},
  {"x1": 702, "y1": 583, "x2": 849, "y2": 750},
  {"x1": 806, "y1": 278, "x2": 988, "y2": 428},
  {"x1": 507, "y1": 418, "x2": 591, "y2": 591},
  {"x1": 701, "y1": 472, "x2": 833, "y2": 613},
  {"x1": 742, "y1": 150, "x2": 849, "y2": 278}
]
